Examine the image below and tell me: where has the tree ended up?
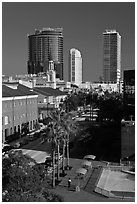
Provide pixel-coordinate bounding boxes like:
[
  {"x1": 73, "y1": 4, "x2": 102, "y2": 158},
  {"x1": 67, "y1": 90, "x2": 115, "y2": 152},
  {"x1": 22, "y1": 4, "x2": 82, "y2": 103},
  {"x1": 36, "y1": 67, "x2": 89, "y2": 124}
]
[
  {"x1": 2, "y1": 150, "x2": 63, "y2": 202},
  {"x1": 61, "y1": 112, "x2": 78, "y2": 169},
  {"x1": 44, "y1": 110, "x2": 78, "y2": 183}
]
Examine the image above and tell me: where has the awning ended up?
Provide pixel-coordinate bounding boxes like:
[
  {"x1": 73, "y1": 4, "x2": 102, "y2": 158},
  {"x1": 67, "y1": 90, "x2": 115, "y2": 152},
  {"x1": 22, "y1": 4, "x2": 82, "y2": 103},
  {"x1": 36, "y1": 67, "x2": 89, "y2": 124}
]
[
  {"x1": 76, "y1": 168, "x2": 87, "y2": 175},
  {"x1": 81, "y1": 160, "x2": 92, "y2": 167},
  {"x1": 83, "y1": 155, "x2": 96, "y2": 160}
]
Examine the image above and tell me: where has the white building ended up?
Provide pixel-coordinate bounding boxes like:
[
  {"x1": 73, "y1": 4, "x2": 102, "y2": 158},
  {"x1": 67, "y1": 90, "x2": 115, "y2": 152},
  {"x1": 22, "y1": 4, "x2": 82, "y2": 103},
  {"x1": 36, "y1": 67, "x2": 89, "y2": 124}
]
[
  {"x1": 18, "y1": 61, "x2": 56, "y2": 89},
  {"x1": 103, "y1": 29, "x2": 121, "y2": 83},
  {"x1": 79, "y1": 81, "x2": 123, "y2": 93},
  {"x1": 69, "y1": 48, "x2": 82, "y2": 86}
]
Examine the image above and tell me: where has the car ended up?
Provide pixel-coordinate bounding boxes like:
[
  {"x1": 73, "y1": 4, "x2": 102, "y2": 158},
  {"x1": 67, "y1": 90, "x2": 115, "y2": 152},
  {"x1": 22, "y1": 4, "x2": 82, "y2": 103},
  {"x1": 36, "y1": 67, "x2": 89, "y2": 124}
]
[
  {"x1": 2, "y1": 144, "x2": 14, "y2": 153},
  {"x1": 19, "y1": 139, "x2": 29, "y2": 147},
  {"x1": 83, "y1": 155, "x2": 96, "y2": 161},
  {"x1": 13, "y1": 142, "x2": 20, "y2": 148}
]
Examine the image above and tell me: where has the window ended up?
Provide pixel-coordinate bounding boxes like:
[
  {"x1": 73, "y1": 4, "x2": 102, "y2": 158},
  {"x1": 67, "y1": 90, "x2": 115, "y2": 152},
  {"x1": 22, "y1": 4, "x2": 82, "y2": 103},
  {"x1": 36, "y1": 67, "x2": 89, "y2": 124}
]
[
  {"x1": 44, "y1": 98, "x2": 47, "y2": 103},
  {"x1": 72, "y1": 77, "x2": 75, "y2": 81},
  {"x1": 4, "y1": 116, "x2": 9, "y2": 125}
]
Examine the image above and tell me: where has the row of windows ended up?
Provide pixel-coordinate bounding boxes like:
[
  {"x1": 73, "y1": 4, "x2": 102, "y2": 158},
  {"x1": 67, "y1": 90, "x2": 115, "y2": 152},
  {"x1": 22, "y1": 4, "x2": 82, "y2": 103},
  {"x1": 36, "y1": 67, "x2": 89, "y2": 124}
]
[
  {"x1": 14, "y1": 112, "x2": 37, "y2": 120},
  {"x1": 2, "y1": 111, "x2": 37, "y2": 125},
  {"x1": 3, "y1": 99, "x2": 37, "y2": 109}
]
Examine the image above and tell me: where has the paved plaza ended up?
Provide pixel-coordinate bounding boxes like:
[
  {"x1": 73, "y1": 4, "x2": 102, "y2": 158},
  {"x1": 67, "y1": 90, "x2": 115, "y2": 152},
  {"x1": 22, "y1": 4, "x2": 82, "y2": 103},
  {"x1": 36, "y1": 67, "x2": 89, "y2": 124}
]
[{"x1": 51, "y1": 158, "x2": 135, "y2": 202}]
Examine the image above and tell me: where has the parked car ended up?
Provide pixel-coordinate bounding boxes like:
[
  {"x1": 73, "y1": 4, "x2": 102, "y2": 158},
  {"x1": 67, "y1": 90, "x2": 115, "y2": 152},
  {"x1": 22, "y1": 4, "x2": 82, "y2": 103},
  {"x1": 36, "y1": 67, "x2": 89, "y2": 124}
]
[
  {"x1": 13, "y1": 142, "x2": 20, "y2": 148},
  {"x1": 2, "y1": 144, "x2": 14, "y2": 153},
  {"x1": 19, "y1": 139, "x2": 29, "y2": 147}
]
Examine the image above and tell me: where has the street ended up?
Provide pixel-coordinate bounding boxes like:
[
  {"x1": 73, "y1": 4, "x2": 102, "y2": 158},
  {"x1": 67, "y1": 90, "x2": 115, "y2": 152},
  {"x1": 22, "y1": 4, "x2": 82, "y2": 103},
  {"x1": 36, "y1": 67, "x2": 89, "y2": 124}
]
[{"x1": 19, "y1": 121, "x2": 121, "y2": 165}]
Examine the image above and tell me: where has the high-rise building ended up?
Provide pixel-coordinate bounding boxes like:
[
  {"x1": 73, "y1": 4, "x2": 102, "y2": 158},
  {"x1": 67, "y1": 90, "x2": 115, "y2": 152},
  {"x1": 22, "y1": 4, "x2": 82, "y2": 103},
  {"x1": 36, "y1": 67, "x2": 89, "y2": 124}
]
[
  {"x1": 103, "y1": 29, "x2": 121, "y2": 83},
  {"x1": 27, "y1": 28, "x2": 63, "y2": 80},
  {"x1": 69, "y1": 48, "x2": 82, "y2": 86}
]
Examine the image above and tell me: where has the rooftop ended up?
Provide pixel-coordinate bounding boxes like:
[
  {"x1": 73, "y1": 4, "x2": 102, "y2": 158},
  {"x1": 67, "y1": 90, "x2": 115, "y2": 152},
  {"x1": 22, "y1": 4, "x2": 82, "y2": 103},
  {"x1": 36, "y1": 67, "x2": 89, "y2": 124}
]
[
  {"x1": 2, "y1": 83, "x2": 38, "y2": 98},
  {"x1": 33, "y1": 87, "x2": 67, "y2": 97}
]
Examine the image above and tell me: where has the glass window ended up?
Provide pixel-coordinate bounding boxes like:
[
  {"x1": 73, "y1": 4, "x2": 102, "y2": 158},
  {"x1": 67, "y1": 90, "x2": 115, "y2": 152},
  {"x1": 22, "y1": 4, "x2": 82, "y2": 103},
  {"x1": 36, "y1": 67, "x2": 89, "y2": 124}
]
[
  {"x1": 4, "y1": 116, "x2": 9, "y2": 125},
  {"x1": 72, "y1": 77, "x2": 75, "y2": 81}
]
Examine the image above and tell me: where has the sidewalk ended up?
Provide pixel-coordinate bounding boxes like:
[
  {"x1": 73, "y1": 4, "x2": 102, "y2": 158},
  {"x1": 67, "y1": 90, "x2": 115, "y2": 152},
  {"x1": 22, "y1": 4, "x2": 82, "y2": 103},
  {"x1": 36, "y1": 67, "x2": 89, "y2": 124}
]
[{"x1": 8, "y1": 127, "x2": 45, "y2": 147}]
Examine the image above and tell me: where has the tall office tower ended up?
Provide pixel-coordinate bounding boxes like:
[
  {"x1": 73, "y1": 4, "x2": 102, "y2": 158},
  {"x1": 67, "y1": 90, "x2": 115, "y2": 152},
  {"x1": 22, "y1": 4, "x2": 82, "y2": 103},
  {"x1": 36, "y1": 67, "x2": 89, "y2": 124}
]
[
  {"x1": 27, "y1": 28, "x2": 63, "y2": 80},
  {"x1": 69, "y1": 48, "x2": 82, "y2": 86},
  {"x1": 103, "y1": 29, "x2": 121, "y2": 83}
]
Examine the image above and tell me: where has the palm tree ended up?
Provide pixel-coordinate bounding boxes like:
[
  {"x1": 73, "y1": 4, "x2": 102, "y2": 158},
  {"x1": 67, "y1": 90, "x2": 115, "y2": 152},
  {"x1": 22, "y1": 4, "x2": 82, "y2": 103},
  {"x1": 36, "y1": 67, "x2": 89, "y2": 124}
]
[
  {"x1": 51, "y1": 141, "x2": 56, "y2": 188},
  {"x1": 61, "y1": 112, "x2": 78, "y2": 170},
  {"x1": 49, "y1": 125, "x2": 57, "y2": 188},
  {"x1": 45, "y1": 111, "x2": 78, "y2": 185},
  {"x1": 61, "y1": 135, "x2": 66, "y2": 175},
  {"x1": 47, "y1": 111, "x2": 63, "y2": 182},
  {"x1": 56, "y1": 138, "x2": 60, "y2": 181}
]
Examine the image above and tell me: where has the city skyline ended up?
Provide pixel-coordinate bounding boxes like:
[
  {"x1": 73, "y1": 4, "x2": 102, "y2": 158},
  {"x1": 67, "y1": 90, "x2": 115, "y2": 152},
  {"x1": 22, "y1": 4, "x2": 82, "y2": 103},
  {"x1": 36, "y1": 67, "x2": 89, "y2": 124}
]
[{"x1": 2, "y1": 2, "x2": 135, "y2": 81}]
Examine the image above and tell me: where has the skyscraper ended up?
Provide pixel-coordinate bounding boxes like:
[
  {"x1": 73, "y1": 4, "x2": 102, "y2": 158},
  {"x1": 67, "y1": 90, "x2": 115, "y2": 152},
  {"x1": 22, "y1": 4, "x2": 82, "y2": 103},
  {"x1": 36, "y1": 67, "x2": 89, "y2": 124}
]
[
  {"x1": 27, "y1": 28, "x2": 63, "y2": 80},
  {"x1": 103, "y1": 29, "x2": 121, "y2": 83},
  {"x1": 69, "y1": 48, "x2": 82, "y2": 86}
]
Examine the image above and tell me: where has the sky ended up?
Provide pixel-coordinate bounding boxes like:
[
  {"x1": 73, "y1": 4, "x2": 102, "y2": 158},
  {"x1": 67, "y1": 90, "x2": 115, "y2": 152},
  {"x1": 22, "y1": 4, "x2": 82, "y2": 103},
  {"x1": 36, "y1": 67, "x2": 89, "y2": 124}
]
[{"x1": 2, "y1": 2, "x2": 135, "y2": 82}]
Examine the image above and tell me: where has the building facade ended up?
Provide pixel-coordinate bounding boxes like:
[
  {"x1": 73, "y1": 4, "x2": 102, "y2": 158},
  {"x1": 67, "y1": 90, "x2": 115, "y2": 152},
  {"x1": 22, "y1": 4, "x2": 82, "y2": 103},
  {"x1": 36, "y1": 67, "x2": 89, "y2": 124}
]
[
  {"x1": 69, "y1": 48, "x2": 82, "y2": 86},
  {"x1": 28, "y1": 28, "x2": 63, "y2": 80},
  {"x1": 103, "y1": 29, "x2": 121, "y2": 83},
  {"x1": 121, "y1": 122, "x2": 135, "y2": 159},
  {"x1": 33, "y1": 87, "x2": 67, "y2": 119},
  {"x1": 2, "y1": 83, "x2": 38, "y2": 143},
  {"x1": 123, "y1": 70, "x2": 135, "y2": 120}
]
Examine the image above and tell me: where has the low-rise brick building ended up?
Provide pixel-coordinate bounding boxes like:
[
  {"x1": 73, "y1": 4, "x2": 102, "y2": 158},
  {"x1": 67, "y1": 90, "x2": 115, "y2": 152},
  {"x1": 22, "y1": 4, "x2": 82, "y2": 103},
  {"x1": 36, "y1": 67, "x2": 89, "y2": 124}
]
[{"x1": 2, "y1": 83, "x2": 38, "y2": 143}]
